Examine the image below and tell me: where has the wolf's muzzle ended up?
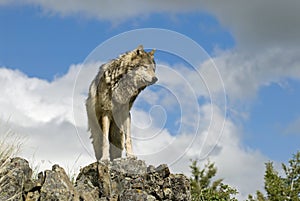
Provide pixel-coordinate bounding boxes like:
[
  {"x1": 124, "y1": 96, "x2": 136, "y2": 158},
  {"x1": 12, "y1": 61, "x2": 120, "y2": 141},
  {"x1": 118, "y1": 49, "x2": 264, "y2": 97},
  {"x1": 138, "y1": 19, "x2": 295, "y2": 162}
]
[{"x1": 151, "y1": 77, "x2": 158, "y2": 84}]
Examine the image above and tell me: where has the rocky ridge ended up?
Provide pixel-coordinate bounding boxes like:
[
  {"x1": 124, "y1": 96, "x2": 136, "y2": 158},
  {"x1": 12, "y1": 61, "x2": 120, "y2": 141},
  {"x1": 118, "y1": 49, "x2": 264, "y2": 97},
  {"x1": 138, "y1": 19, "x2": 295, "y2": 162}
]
[{"x1": 0, "y1": 157, "x2": 191, "y2": 201}]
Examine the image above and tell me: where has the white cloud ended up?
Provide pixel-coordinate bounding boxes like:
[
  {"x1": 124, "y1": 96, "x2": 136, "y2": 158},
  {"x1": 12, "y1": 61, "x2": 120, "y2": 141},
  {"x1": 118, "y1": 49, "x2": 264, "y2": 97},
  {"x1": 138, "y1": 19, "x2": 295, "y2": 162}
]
[
  {"x1": 200, "y1": 1, "x2": 300, "y2": 48},
  {"x1": 0, "y1": 64, "x2": 92, "y2": 127},
  {"x1": 200, "y1": 48, "x2": 300, "y2": 102},
  {"x1": 1, "y1": 0, "x2": 199, "y2": 21}
]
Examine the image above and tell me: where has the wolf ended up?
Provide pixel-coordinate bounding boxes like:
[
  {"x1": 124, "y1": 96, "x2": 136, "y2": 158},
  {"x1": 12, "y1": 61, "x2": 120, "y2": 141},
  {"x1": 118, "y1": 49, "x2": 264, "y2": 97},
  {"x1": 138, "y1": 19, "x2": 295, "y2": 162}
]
[{"x1": 86, "y1": 45, "x2": 157, "y2": 161}]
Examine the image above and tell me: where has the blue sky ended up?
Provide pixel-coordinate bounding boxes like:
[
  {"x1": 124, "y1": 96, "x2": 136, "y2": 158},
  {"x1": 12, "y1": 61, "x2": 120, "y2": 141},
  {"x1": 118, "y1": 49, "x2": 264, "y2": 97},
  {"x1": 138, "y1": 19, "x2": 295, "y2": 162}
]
[
  {"x1": 0, "y1": 5, "x2": 234, "y2": 79},
  {"x1": 244, "y1": 80, "x2": 300, "y2": 161},
  {"x1": 1, "y1": 1, "x2": 300, "y2": 199}
]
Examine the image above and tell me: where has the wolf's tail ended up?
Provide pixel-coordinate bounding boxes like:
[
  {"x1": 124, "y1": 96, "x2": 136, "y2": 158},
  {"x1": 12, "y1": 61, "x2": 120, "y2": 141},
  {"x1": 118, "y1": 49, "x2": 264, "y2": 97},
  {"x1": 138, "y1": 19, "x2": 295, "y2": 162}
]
[{"x1": 86, "y1": 80, "x2": 103, "y2": 161}]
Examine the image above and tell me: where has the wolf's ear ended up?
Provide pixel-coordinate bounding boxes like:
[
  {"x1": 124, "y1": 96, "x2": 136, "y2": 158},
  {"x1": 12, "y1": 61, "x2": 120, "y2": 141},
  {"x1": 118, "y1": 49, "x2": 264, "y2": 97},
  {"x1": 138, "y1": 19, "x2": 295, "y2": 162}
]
[
  {"x1": 149, "y1": 49, "x2": 156, "y2": 58},
  {"x1": 136, "y1": 45, "x2": 144, "y2": 50},
  {"x1": 135, "y1": 45, "x2": 144, "y2": 55}
]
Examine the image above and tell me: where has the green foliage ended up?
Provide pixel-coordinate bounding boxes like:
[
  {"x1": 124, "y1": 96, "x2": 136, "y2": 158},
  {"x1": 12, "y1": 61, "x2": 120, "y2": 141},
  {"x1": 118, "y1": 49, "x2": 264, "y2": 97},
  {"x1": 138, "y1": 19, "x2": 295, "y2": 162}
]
[
  {"x1": 248, "y1": 151, "x2": 300, "y2": 201},
  {"x1": 264, "y1": 162, "x2": 286, "y2": 200},
  {"x1": 265, "y1": 151, "x2": 300, "y2": 201},
  {"x1": 190, "y1": 160, "x2": 238, "y2": 201},
  {"x1": 248, "y1": 191, "x2": 266, "y2": 201}
]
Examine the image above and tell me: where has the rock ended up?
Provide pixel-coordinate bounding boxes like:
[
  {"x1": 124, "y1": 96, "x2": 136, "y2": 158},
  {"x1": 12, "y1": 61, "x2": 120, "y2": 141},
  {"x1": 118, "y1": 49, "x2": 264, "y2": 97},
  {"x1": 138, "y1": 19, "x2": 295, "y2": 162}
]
[
  {"x1": 169, "y1": 174, "x2": 191, "y2": 201},
  {"x1": 74, "y1": 162, "x2": 102, "y2": 201},
  {"x1": 97, "y1": 161, "x2": 112, "y2": 197},
  {"x1": 75, "y1": 157, "x2": 191, "y2": 201},
  {"x1": 0, "y1": 157, "x2": 191, "y2": 201},
  {"x1": 40, "y1": 164, "x2": 79, "y2": 201},
  {"x1": 155, "y1": 164, "x2": 170, "y2": 178},
  {"x1": 111, "y1": 157, "x2": 147, "y2": 175},
  {"x1": 0, "y1": 157, "x2": 32, "y2": 201},
  {"x1": 119, "y1": 189, "x2": 148, "y2": 200}
]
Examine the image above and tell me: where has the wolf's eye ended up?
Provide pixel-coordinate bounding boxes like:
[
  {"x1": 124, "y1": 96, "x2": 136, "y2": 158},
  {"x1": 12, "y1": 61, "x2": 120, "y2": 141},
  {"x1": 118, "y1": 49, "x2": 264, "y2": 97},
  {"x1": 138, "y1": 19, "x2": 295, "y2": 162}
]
[{"x1": 141, "y1": 64, "x2": 148, "y2": 69}]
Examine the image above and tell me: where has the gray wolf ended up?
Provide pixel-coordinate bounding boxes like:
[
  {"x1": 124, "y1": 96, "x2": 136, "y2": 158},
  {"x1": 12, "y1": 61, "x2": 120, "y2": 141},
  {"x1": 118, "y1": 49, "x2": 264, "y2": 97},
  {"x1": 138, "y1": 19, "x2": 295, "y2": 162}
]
[{"x1": 86, "y1": 45, "x2": 157, "y2": 161}]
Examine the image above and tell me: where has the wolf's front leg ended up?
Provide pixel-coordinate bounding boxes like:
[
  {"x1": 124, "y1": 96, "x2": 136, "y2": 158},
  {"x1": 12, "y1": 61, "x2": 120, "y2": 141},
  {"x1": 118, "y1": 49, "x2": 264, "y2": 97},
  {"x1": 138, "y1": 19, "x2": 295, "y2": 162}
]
[
  {"x1": 101, "y1": 115, "x2": 110, "y2": 161},
  {"x1": 125, "y1": 113, "x2": 135, "y2": 158}
]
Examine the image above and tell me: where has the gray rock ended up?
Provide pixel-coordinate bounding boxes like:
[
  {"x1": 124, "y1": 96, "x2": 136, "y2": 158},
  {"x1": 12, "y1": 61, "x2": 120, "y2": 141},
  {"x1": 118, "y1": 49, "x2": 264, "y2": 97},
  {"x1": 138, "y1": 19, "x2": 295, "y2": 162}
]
[
  {"x1": 155, "y1": 164, "x2": 170, "y2": 178},
  {"x1": 40, "y1": 164, "x2": 79, "y2": 201},
  {"x1": 97, "y1": 161, "x2": 112, "y2": 197},
  {"x1": 75, "y1": 158, "x2": 191, "y2": 201},
  {"x1": 169, "y1": 174, "x2": 191, "y2": 201},
  {"x1": 0, "y1": 157, "x2": 32, "y2": 201},
  {"x1": 0, "y1": 157, "x2": 191, "y2": 201},
  {"x1": 75, "y1": 162, "x2": 102, "y2": 201},
  {"x1": 111, "y1": 157, "x2": 147, "y2": 175},
  {"x1": 119, "y1": 189, "x2": 148, "y2": 201}
]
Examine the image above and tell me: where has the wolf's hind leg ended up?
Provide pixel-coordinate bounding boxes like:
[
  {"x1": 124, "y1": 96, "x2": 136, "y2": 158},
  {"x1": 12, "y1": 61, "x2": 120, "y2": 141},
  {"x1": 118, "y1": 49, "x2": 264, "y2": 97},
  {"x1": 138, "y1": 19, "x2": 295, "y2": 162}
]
[{"x1": 109, "y1": 144, "x2": 122, "y2": 160}]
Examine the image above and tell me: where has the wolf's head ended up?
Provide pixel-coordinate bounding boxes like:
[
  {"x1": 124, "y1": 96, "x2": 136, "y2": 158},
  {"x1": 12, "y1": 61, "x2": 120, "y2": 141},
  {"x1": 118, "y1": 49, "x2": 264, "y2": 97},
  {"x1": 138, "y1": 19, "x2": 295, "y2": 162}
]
[
  {"x1": 112, "y1": 45, "x2": 158, "y2": 105},
  {"x1": 130, "y1": 45, "x2": 157, "y2": 87}
]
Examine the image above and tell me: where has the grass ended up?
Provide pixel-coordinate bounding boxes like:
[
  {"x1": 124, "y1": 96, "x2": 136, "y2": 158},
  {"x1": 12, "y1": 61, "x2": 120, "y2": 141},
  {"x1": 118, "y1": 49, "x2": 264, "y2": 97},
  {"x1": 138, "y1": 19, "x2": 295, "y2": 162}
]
[
  {"x1": 0, "y1": 122, "x2": 23, "y2": 166},
  {"x1": 66, "y1": 153, "x2": 82, "y2": 184},
  {"x1": 0, "y1": 122, "x2": 25, "y2": 200}
]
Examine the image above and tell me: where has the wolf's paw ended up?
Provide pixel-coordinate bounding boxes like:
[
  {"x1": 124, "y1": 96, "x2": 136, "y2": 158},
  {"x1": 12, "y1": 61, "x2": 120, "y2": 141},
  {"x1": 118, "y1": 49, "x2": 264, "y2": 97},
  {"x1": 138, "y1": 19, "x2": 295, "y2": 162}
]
[{"x1": 98, "y1": 158, "x2": 110, "y2": 166}]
